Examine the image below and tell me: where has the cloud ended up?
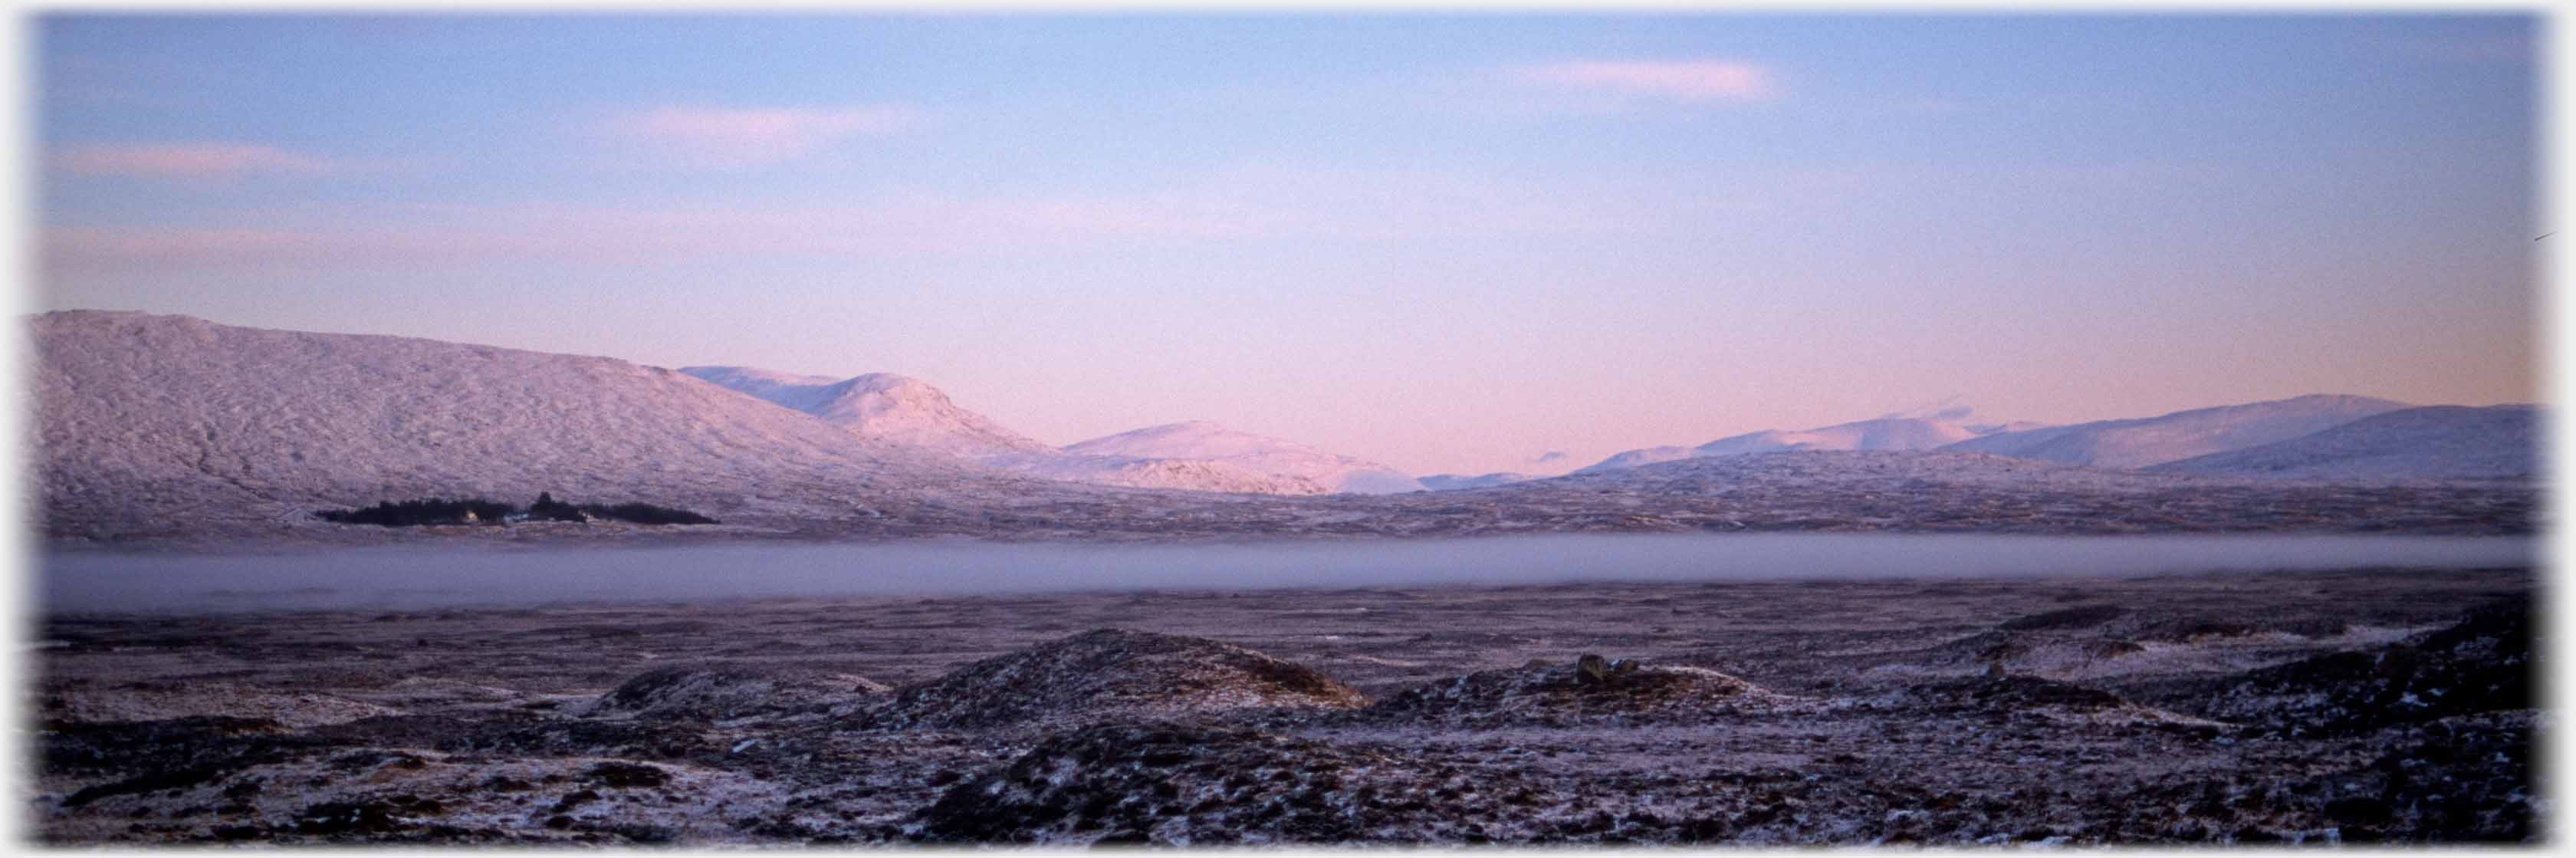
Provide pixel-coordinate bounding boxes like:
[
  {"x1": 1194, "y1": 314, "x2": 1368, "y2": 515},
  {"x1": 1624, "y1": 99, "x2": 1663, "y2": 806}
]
[
  {"x1": 1510, "y1": 60, "x2": 1779, "y2": 103},
  {"x1": 2362, "y1": 32, "x2": 2531, "y2": 64},
  {"x1": 54, "y1": 143, "x2": 341, "y2": 180},
  {"x1": 1878, "y1": 396, "x2": 1977, "y2": 423},
  {"x1": 605, "y1": 105, "x2": 924, "y2": 168},
  {"x1": 42, "y1": 166, "x2": 1658, "y2": 270}
]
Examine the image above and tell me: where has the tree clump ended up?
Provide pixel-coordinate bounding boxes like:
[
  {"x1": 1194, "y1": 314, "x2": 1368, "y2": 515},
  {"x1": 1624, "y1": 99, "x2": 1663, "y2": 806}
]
[
  {"x1": 314, "y1": 498, "x2": 515, "y2": 527},
  {"x1": 315, "y1": 493, "x2": 718, "y2": 528}
]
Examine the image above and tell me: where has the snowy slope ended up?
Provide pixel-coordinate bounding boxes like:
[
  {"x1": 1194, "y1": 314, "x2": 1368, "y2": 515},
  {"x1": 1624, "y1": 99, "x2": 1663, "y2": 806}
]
[
  {"x1": 1064, "y1": 421, "x2": 1423, "y2": 495},
  {"x1": 1576, "y1": 416, "x2": 1993, "y2": 475},
  {"x1": 1694, "y1": 417, "x2": 1980, "y2": 457},
  {"x1": 1574, "y1": 447, "x2": 1699, "y2": 475},
  {"x1": 2145, "y1": 405, "x2": 2540, "y2": 480},
  {"x1": 1417, "y1": 472, "x2": 1539, "y2": 491},
  {"x1": 679, "y1": 367, "x2": 1055, "y2": 458},
  {"x1": 1943, "y1": 394, "x2": 2411, "y2": 469},
  {"x1": 32, "y1": 311, "x2": 1042, "y2": 539},
  {"x1": 980, "y1": 452, "x2": 1329, "y2": 495},
  {"x1": 671, "y1": 366, "x2": 847, "y2": 413}
]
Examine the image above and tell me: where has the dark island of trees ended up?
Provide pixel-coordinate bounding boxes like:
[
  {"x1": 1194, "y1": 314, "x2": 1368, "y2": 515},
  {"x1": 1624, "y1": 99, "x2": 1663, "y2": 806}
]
[{"x1": 316, "y1": 492, "x2": 718, "y2": 527}]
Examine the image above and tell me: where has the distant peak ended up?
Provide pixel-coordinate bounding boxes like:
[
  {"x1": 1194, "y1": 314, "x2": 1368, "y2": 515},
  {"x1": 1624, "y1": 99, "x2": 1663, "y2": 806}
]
[
  {"x1": 1876, "y1": 396, "x2": 1977, "y2": 423},
  {"x1": 834, "y1": 373, "x2": 934, "y2": 393},
  {"x1": 1123, "y1": 419, "x2": 1235, "y2": 436}
]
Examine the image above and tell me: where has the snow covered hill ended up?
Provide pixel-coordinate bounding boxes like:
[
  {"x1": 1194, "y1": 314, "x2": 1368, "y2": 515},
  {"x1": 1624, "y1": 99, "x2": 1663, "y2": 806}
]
[
  {"x1": 2145, "y1": 405, "x2": 2540, "y2": 480},
  {"x1": 680, "y1": 367, "x2": 1054, "y2": 458},
  {"x1": 1943, "y1": 394, "x2": 2411, "y2": 469},
  {"x1": 1064, "y1": 421, "x2": 1423, "y2": 494},
  {"x1": 32, "y1": 311, "x2": 1055, "y2": 540},
  {"x1": 1576, "y1": 416, "x2": 1999, "y2": 475}
]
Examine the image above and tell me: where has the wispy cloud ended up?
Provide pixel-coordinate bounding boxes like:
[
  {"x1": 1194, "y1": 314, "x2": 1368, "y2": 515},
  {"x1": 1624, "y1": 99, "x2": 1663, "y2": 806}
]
[
  {"x1": 604, "y1": 105, "x2": 925, "y2": 168},
  {"x1": 54, "y1": 143, "x2": 342, "y2": 180},
  {"x1": 2355, "y1": 31, "x2": 2531, "y2": 64},
  {"x1": 1510, "y1": 60, "x2": 1779, "y2": 103},
  {"x1": 41, "y1": 166, "x2": 1654, "y2": 269}
]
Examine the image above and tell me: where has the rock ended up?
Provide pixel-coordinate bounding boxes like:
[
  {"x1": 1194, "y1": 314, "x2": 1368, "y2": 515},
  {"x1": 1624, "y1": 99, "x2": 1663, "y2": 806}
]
[
  {"x1": 1362, "y1": 659, "x2": 1781, "y2": 728},
  {"x1": 915, "y1": 721, "x2": 1539, "y2": 845},
  {"x1": 857, "y1": 629, "x2": 1366, "y2": 731},
  {"x1": 2187, "y1": 600, "x2": 2532, "y2": 736},
  {"x1": 583, "y1": 664, "x2": 887, "y2": 722},
  {"x1": 1576, "y1": 654, "x2": 1612, "y2": 685}
]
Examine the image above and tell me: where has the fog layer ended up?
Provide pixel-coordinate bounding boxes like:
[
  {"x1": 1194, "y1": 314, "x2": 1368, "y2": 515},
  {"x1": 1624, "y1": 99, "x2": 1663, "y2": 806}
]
[{"x1": 38, "y1": 534, "x2": 2536, "y2": 615}]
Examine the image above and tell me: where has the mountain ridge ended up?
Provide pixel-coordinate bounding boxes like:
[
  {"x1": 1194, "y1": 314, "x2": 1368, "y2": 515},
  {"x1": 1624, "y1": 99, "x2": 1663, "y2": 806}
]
[
  {"x1": 2145, "y1": 404, "x2": 2539, "y2": 480},
  {"x1": 1942, "y1": 393, "x2": 2413, "y2": 469}
]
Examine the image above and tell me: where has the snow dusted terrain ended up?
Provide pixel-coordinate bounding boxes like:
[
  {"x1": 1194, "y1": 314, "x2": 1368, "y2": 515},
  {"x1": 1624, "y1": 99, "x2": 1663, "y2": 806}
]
[
  {"x1": 32, "y1": 569, "x2": 2539, "y2": 845},
  {"x1": 975, "y1": 452, "x2": 1328, "y2": 495},
  {"x1": 31, "y1": 311, "x2": 1115, "y2": 541},
  {"x1": 1063, "y1": 421, "x2": 1423, "y2": 494},
  {"x1": 1577, "y1": 416, "x2": 2013, "y2": 475},
  {"x1": 2147, "y1": 405, "x2": 2539, "y2": 480},
  {"x1": 1943, "y1": 394, "x2": 2412, "y2": 469},
  {"x1": 28, "y1": 312, "x2": 2536, "y2": 544}
]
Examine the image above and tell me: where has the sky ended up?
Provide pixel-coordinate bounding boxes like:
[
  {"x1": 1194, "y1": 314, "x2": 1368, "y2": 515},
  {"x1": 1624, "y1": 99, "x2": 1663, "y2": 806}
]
[{"x1": 31, "y1": 14, "x2": 2541, "y2": 476}]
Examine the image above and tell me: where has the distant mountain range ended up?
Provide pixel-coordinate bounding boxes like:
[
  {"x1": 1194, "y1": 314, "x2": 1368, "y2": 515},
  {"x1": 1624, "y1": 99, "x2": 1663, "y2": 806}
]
[
  {"x1": 682, "y1": 367, "x2": 1421, "y2": 495},
  {"x1": 1062, "y1": 421, "x2": 1421, "y2": 494},
  {"x1": 1940, "y1": 394, "x2": 2412, "y2": 469},
  {"x1": 1574, "y1": 416, "x2": 2016, "y2": 475},
  {"x1": 28, "y1": 311, "x2": 2538, "y2": 542},
  {"x1": 1565, "y1": 393, "x2": 2524, "y2": 482},
  {"x1": 2146, "y1": 404, "x2": 2540, "y2": 480}
]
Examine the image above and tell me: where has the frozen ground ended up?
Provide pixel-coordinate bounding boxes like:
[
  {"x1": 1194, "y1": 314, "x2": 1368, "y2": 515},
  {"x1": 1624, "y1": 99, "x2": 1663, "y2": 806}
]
[
  {"x1": 44, "y1": 449, "x2": 2537, "y2": 549},
  {"x1": 30, "y1": 563, "x2": 2537, "y2": 845}
]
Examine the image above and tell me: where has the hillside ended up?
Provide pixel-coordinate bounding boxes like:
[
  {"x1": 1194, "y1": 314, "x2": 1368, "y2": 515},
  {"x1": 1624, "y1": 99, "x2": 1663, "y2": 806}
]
[
  {"x1": 1578, "y1": 416, "x2": 1998, "y2": 475},
  {"x1": 1943, "y1": 394, "x2": 2410, "y2": 469},
  {"x1": 31, "y1": 311, "x2": 1046, "y2": 541},
  {"x1": 1411, "y1": 449, "x2": 2529, "y2": 536},
  {"x1": 2146, "y1": 405, "x2": 2540, "y2": 480},
  {"x1": 978, "y1": 452, "x2": 1329, "y2": 495},
  {"x1": 1064, "y1": 421, "x2": 1422, "y2": 494},
  {"x1": 1693, "y1": 417, "x2": 1983, "y2": 457}
]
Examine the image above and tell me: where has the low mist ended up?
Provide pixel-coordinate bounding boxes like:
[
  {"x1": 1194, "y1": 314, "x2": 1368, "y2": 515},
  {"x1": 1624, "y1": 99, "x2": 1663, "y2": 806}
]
[{"x1": 38, "y1": 534, "x2": 2537, "y2": 615}]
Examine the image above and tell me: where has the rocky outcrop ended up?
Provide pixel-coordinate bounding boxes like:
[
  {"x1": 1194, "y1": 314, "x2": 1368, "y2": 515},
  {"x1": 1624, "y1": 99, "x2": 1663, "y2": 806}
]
[
  {"x1": 857, "y1": 630, "x2": 1365, "y2": 730},
  {"x1": 1361, "y1": 656, "x2": 1780, "y2": 728}
]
